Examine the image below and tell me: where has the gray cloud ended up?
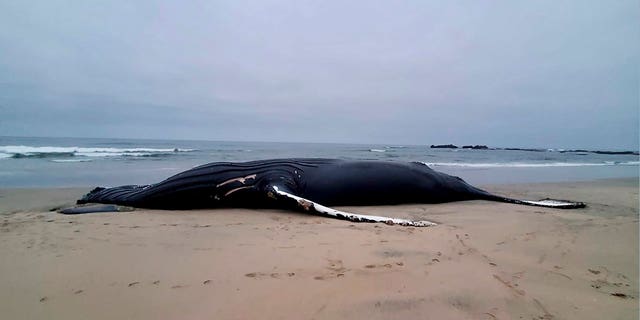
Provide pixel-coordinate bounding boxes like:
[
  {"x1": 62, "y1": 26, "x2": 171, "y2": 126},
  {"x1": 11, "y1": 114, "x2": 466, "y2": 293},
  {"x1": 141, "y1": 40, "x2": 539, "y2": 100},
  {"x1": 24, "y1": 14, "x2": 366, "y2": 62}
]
[{"x1": 1, "y1": 0, "x2": 638, "y2": 149}]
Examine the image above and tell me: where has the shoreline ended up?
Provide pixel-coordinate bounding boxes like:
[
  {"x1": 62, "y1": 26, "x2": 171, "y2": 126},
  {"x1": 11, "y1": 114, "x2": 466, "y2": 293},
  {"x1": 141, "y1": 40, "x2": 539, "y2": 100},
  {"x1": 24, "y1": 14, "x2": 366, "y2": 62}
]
[
  {"x1": 2, "y1": 136, "x2": 638, "y2": 188},
  {"x1": 2, "y1": 167, "x2": 637, "y2": 189},
  {"x1": 0, "y1": 178, "x2": 638, "y2": 319}
]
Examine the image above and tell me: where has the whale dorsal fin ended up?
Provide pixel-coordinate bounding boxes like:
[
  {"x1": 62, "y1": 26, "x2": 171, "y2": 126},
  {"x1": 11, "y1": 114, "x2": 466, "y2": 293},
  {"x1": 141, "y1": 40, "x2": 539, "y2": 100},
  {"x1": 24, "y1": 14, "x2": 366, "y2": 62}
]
[{"x1": 269, "y1": 186, "x2": 436, "y2": 227}]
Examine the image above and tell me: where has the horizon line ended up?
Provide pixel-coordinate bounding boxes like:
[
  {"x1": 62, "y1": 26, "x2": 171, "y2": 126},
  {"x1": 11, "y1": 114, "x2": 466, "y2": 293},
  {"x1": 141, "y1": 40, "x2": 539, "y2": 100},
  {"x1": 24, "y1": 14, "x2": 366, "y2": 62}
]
[{"x1": 0, "y1": 134, "x2": 638, "y2": 152}]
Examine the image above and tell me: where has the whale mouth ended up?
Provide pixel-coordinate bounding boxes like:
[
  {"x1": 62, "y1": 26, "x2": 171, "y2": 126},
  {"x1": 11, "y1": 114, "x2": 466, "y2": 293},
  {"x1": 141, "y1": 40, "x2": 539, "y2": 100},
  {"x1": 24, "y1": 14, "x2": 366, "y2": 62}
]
[{"x1": 77, "y1": 187, "x2": 106, "y2": 204}]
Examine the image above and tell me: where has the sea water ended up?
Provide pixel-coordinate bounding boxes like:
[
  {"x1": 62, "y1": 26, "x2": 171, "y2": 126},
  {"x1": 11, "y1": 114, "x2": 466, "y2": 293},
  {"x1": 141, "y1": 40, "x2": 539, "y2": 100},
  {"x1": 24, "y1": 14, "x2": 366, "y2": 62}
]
[{"x1": 0, "y1": 136, "x2": 637, "y2": 187}]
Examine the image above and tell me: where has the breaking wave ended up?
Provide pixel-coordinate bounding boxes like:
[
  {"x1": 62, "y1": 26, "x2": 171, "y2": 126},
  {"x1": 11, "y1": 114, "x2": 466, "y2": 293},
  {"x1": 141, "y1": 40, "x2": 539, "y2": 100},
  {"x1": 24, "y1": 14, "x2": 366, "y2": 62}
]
[
  {"x1": 421, "y1": 161, "x2": 640, "y2": 168},
  {"x1": 50, "y1": 159, "x2": 94, "y2": 163},
  {"x1": 0, "y1": 145, "x2": 196, "y2": 160}
]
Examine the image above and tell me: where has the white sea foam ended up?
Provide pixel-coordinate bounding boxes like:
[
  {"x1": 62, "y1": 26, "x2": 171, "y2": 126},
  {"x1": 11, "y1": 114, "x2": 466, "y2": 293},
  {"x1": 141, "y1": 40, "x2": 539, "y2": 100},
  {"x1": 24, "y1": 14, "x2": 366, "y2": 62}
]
[
  {"x1": 369, "y1": 149, "x2": 386, "y2": 153},
  {"x1": 421, "y1": 161, "x2": 640, "y2": 168},
  {"x1": 50, "y1": 159, "x2": 93, "y2": 163},
  {"x1": 0, "y1": 145, "x2": 195, "y2": 158}
]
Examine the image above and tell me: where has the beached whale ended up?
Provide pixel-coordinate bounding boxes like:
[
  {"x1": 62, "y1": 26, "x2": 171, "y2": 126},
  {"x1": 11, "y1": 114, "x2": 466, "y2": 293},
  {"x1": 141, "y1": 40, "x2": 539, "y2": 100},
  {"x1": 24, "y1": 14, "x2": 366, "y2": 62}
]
[{"x1": 62, "y1": 159, "x2": 586, "y2": 227}]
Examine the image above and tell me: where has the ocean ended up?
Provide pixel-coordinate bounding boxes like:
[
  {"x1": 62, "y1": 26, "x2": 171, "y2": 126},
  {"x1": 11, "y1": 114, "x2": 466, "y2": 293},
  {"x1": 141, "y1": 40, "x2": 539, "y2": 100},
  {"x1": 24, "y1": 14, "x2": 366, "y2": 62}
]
[{"x1": 0, "y1": 136, "x2": 638, "y2": 188}]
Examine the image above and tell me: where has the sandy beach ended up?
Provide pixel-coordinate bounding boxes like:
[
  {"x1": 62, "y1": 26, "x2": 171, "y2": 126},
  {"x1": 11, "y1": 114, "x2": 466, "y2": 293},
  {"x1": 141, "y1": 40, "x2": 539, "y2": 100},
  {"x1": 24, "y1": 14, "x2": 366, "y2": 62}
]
[{"x1": 0, "y1": 178, "x2": 637, "y2": 319}]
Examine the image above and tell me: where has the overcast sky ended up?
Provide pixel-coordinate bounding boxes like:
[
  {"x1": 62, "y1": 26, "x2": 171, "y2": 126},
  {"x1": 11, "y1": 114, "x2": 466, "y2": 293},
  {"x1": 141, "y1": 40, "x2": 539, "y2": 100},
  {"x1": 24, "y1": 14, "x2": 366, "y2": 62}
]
[{"x1": 0, "y1": 0, "x2": 638, "y2": 149}]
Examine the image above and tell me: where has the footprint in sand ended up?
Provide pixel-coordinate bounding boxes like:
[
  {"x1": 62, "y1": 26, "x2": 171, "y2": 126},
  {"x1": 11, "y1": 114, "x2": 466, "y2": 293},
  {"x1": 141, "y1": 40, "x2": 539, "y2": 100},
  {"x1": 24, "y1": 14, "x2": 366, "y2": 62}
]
[
  {"x1": 545, "y1": 270, "x2": 572, "y2": 280},
  {"x1": 426, "y1": 253, "x2": 443, "y2": 266},
  {"x1": 39, "y1": 296, "x2": 48, "y2": 302},
  {"x1": 314, "y1": 274, "x2": 343, "y2": 280},
  {"x1": 310, "y1": 259, "x2": 350, "y2": 280},
  {"x1": 245, "y1": 272, "x2": 296, "y2": 279},
  {"x1": 588, "y1": 266, "x2": 633, "y2": 298},
  {"x1": 245, "y1": 272, "x2": 261, "y2": 278},
  {"x1": 128, "y1": 282, "x2": 140, "y2": 287},
  {"x1": 364, "y1": 262, "x2": 404, "y2": 269},
  {"x1": 492, "y1": 273, "x2": 526, "y2": 296},
  {"x1": 74, "y1": 290, "x2": 84, "y2": 295},
  {"x1": 327, "y1": 259, "x2": 345, "y2": 271}
]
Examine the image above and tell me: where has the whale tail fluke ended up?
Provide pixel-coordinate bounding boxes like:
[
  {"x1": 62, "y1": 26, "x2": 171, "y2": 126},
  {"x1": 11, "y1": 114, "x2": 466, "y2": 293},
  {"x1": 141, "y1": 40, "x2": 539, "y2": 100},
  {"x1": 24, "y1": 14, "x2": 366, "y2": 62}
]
[
  {"x1": 477, "y1": 191, "x2": 586, "y2": 209},
  {"x1": 466, "y1": 185, "x2": 586, "y2": 209},
  {"x1": 518, "y1": 198, "x2": 586, "y2": 209},
  {"x1": 489, "y1": 195, "x2": 586, "y2": 209}
]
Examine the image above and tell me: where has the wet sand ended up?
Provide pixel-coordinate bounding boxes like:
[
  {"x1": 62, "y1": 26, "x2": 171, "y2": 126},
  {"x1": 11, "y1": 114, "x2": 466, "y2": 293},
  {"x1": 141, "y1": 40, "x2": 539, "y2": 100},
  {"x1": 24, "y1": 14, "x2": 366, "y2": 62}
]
[{"x1": 0, "y1": 178, "x2": 637, "y2": 319}]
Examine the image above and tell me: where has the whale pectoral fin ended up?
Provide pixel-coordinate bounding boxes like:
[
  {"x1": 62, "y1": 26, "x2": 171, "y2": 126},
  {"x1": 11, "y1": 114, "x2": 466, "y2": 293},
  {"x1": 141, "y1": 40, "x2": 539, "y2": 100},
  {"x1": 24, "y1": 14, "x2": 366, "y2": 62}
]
[
  {"x1": 59, "y1": 204, "x2": 135, "y2": 215},
  {"x1": 269, "y1": 186, "x2": 436, "y2": 227}
]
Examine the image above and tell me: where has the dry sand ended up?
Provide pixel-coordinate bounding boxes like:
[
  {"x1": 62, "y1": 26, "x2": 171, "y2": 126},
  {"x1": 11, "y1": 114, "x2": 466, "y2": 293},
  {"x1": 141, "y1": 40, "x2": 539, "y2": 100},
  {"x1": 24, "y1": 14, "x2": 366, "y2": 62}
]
[{"x1": 0, "y1": 178, "x2": 637, "y2": 319}]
